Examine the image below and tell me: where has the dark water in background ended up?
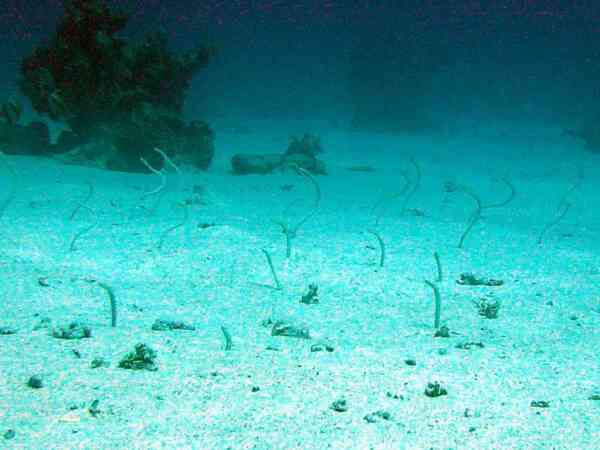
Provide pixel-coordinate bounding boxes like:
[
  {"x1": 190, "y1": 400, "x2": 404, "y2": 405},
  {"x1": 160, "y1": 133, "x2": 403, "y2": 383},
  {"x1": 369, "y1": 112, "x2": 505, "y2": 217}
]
[{"x1": 3, "y1": 0, "x2": 600, "y2": 134}]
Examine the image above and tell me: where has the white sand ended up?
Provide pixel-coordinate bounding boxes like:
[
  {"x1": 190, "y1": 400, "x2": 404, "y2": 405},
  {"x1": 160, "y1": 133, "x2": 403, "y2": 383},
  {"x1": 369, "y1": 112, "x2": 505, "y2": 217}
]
[{"x1": 0, "y1": 120, "x2": 599, "y2": 449}]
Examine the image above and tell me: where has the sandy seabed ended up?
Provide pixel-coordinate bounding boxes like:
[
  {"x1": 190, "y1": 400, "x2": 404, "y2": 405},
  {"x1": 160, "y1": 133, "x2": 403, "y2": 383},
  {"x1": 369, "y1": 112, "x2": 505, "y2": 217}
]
[{"x1": 1, "y1": 120, "x2": 599, "y2": 449}]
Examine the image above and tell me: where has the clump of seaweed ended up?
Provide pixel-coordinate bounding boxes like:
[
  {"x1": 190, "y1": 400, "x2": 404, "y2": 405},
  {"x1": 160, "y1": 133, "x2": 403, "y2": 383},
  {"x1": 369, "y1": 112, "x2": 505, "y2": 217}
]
[
  {"x1": 230, "y1": 132, "x2": 327, "y2": 175},
  {"x1": 285, "y1": 133, "x2": 323, "y2": 156},
  {"x1": 118, "y1": 343, "x2": 158, "y2": 371},
  {"x1": 18, "y1": 0, "x2": 215, "y2": 172},
  {"x1": 473, "y1": 295, "x2": 501, "y2": 319}
]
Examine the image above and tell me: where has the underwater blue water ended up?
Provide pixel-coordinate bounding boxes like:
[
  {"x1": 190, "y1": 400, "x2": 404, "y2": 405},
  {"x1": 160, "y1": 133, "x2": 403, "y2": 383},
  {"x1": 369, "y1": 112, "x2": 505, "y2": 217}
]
[{"x1": 0, "y1": 1, "x2": 599, "y2": 449}]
